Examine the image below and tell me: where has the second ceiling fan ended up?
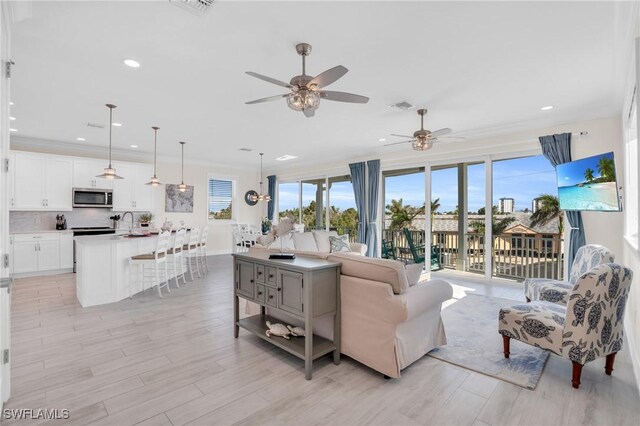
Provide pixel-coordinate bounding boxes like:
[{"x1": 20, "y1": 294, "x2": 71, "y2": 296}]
[
  {"x1": 385, "y1": 108, "x2": 462, "y2": 151},
  {"x1": 245, "y1": 43, "x2": 369, "y2": 118}
]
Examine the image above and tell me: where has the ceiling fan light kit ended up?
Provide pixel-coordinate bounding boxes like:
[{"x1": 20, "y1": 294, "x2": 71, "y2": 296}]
[
  {"x1": 245, "y1": 42, "x2": 369, "y2": 118},
  {"x1": 386, "y1": 108, "x2": 456, "y2": 151},
  {"x1": 96, "y1": 104, "x2": 124, "y2": 180}
]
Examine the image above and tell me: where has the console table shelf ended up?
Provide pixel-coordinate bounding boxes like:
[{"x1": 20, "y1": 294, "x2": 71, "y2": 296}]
[
  {"x1": 237, "y1": 314, "x2": 336, "y2": 360},
  {"x1": 233, "y1": 252, "x2": 341, "y2": 380}
]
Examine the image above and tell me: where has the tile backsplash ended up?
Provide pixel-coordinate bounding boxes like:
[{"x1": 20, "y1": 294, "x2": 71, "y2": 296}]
[{"x1": 10, "y1": 209, "x2": 151, "y2": 232}]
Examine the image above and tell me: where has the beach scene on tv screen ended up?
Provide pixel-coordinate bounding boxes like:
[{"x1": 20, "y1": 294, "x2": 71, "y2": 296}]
[{"x1": 556, "y1": 152, "x2": 619, "y2": 211}]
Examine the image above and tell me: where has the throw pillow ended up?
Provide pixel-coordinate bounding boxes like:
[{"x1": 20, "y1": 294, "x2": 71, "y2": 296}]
[
  {"x1": 292, "y1": 232, "x2": 319, "y2": 251},
  {"x1": 329, "y1": 235, "x2": 352, "y2": 252},
  {"x1": 312, "y1": 230, "x2": 338, "y2": 252},
  {"x1": 405, "y1": 262, "x2": 425, "y2": 286}
]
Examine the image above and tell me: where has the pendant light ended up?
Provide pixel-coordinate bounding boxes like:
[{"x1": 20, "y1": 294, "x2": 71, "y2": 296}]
[
  {"x1": 250, "y1": 153, "x2": 271, "y2": 202},
  {"x1": 96, "y1": 104, "x2": 124, "y2": 180},
  {"x1": 177, "y1": 141, "x2": 187, "y2": 192},
  {"x1": 145, "y1": 126, "x2": 162, "y2": 186}
]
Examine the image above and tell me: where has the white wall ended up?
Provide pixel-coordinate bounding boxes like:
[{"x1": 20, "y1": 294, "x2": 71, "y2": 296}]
[{"x1": 154, "y1": 161, "x2": 263, "y2": 254}]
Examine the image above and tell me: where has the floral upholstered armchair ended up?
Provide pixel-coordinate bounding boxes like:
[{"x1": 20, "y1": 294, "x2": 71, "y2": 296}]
[
  {"x1": 524, "y1": 244, "x2": 615, "y2": 305},
  {"x1": 500, "y1": 263, "x2": 633, "y2": 388}
]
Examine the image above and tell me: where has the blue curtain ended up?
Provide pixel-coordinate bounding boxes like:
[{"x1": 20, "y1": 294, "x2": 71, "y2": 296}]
[
  {"x1": 539, "y1": 133, "x2": 586, "y2": 268},
  {"x1": 349, "y1": 162, "x2": 367, "y2": 244},
  {"x1": 366, "y1": 160, "x2": 380, "y2": 257},
  {"x1": 267, "y1": 175, "x2": 276, "y2": 221}
]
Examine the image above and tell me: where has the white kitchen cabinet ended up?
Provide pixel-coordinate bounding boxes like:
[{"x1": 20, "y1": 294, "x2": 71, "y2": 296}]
[
  {"x1": 59, "y1": 233, "x2": 73, "y2": 269},
  {"x1": 10, "y1": 152, "x2": 73, "y2": 211},
  {"x1": 73, "y1": 158, "x2": 113, "y2": 190},
  {"x1": 11, "y1": 233, "x2": 72, "y2": 276},
  {"x1": 44, "y1": 156, "x2": 73, "y2": 210},
  {"x1": 112, "y1": 162, "x2": 153, "y2": 212},
  {"x1": 12, "y1": 152, "x2": 45, "y2": 210}
]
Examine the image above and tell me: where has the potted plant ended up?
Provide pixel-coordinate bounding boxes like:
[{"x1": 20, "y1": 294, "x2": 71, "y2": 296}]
[
  {"x1": 139, "y1": 213, "x2": 153, "y2": 228},
  {"x1": 261, "y1": 218, "x2": 272, "y2": 234}
]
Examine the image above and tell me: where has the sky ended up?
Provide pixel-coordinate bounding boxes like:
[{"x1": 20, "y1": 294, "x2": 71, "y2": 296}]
[
  {"x1": 278, "y1": 155, "x2": 559, "y2": 214},
  {"x1": 556, "y1": 152, "x2": 615, "y2": 187}
]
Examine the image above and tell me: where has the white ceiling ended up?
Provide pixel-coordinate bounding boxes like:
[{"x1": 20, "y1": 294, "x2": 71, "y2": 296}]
[{"x1": 9, "y1": 1, "x2": 635, "y2": 169}]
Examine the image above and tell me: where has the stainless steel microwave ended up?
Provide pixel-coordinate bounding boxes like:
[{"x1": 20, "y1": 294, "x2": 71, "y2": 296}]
[{"x1": 72, "y1": 188, "x2": 113, "y2": 208}]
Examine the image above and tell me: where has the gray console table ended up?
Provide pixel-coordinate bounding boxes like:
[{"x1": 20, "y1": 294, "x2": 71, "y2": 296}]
[{"x1": 232, "y1": 252, "x2": 341, "y2": 380}]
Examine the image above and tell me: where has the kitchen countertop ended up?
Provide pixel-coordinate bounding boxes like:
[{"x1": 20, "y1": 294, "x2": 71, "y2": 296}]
[{"x1": 10, "y1": 230, "x2": 73, "y2": 234}]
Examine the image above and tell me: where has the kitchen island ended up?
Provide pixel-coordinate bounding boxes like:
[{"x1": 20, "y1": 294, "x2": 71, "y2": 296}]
[{"x1": 74, "y1": 233, "x2": 180, "y2": 307}]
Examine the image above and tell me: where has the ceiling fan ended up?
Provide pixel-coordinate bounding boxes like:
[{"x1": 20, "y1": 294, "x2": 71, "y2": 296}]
[
  {"x1": 385, "y1": 109, "x2": 461, "y2": 151},
  {"x1": 245, "y1": 43, "x2": 369, "y2": 118}
]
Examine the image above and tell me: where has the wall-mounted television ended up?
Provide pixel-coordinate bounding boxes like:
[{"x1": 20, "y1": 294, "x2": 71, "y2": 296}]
[{"x1": 556, "y1": 152, "x2": 621, "y2": 212}]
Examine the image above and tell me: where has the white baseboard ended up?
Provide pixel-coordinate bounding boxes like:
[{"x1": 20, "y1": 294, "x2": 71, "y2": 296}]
[{"x1": 11, "y1": 268, "x2": 73, "y2": 279}]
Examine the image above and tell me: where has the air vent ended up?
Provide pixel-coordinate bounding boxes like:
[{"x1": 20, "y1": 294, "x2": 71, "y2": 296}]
[
  {"x1": 170, "y1": 0, "x2": 214, "y2": 15},
  {"x1": 388, "y1": 101, "x2": 414, "y2": 112},
  {"x1": 87, "y1": 122, "x2": 105, "y2": 129},
  {"x1": 239, "y1": 148, "x2": 253, "y2": 152}
]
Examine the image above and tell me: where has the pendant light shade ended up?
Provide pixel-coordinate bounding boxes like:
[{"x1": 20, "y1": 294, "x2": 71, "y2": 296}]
[
  {"x1": 96, "y1": 104, "x2": 124, "y2": 180},
  {"x1": 145, "y1": 126, "x2": 162, "y2": 187},
  {"x1": 250, "y1": 153, "x2": 271, "y2": 202},
  {"x1": 178, "y1": 141, "x2": 187, "y2": 192}
]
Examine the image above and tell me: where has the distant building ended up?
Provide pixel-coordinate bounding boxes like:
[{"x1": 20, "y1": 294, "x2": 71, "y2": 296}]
[
  {"x1": 499, "y1": 197, "x2": 515, "y2": 214},
  {"x1": 532, "y1": 197, "x2": 544, "y2": 213}
]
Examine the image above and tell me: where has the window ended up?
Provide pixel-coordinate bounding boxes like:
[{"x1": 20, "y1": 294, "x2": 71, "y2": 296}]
[
  {"x1": 278, "y1": 182, "x2": 300, "y2": 222},
  {"x1": 208, "y1": 178, "x2": 234, "y2": 220},
  {"x1": 625, "y1": 100, "x2": 638, "y2": 245},
  {"x1": 328, "y1": 175, "x2": 357, "y2": 240},
  {"x1": 302, "y1": 179, "x2": 326, "y2": 230}
]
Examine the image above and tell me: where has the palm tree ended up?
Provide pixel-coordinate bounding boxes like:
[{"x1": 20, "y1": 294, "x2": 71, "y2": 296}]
[
  {"x1": 597, "y1": 157, "x2": 616, "y2": 182},
  {"x1": 470, "y1": 216, "x2": 516, "y2": 235},
  {"x1": 529, "y1": 194, "x2": 563, "y2": 234},
  {"x1": 584, "y1": 167, "x2": 595, "y2": 183},
  {"x1": 385, "y1": 198, "x2": 425, "y2": 230},
  {"x1": 430, "y1": 198, "x2": 440, "y2": 231}
]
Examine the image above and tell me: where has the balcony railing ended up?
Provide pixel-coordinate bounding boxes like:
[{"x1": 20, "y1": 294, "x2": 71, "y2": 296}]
[{"x1": 383, "y1": 229, "x2": 564, "y2": 281}]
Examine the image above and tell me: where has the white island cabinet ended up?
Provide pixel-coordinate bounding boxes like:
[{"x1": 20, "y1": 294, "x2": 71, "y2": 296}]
[{"x1": 75, "y1": 234, "x2": 179, "y2": 307}]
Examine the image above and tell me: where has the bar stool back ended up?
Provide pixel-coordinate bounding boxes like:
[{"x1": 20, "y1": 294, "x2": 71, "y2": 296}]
[
  {"x1": 197, "y1": 226, "x2": 209, "y2": 273},
  {"x1": 168, "y1": 228, "x2": 187, "y2": 287},
  {"x1": 184, "y1": 227, "x2": 201, "y2": 281},
  {"x1": 129, "y1": 230, "x2": 171, "y2": 298}
]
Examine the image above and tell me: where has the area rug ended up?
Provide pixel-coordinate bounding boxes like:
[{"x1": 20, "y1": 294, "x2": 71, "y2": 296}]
[{"x1": 428, "y1": 293, "x2": 549, "y2": 389}]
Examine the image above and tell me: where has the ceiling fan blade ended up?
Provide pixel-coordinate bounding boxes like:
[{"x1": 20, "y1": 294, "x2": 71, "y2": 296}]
[
  {"x1": 384, "y1": 140, "x2": 413, "y2": 146},
  {"x1": 319, "y1": 90, "x2": 369, "y2": 104},
  {"x1": 309, "y1": 65, "x2": 348, "y2": 89},
  {"x1": 245, "y1": 94, "x2": 288, "y2": 105},
  {"x1": 303, "y1": 109, "x2": 315, "y2": 118},
  {"x1": 245, "y1": 71, "x2": 292, "y2": 89},
  {"x1": 391, "y1": 133, "x2": 414, "y2": 139},
  {"x1": 430, "y1": 128, "x2": 452, "y2": 138},
  {"x1": 437, "y1": 136, "x2": 466, "y2": 140}
]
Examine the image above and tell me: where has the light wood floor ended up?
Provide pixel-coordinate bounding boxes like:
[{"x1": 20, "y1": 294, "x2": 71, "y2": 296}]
[{"x1": 3, "y1": 256, "x2": 639, "y2": 425}]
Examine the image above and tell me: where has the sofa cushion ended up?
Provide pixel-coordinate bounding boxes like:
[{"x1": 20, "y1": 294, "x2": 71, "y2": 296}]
[
  {"x1": 327, "y1": 252, "x2": 409, "y2": 294},
  {"x1": 405, "y1": 263, "x2": 425, "y2": 286},
  {"x1": 329, "y1": 235, "x2": 352, "y2": 252},
  {"x1": 293, "y1": 232, "x2": 319, "y2": 252},
  {"x1": 312, "y1": 230, "x2": 338, "y2": 252}
]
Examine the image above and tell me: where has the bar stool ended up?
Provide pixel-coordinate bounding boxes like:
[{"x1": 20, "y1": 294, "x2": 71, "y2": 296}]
[
  {"x1": 183, "y1": 227, "x2": 201, "y2": 281},
  {"x1": 167, "y1": 228, "x2": 187, "y2": 288},
  {"x1": 129, "y1": 230, "x2": 171, "y2": 298},
  {"x1": 197, "y1": 226, "x2": 209, "y2": 274}
]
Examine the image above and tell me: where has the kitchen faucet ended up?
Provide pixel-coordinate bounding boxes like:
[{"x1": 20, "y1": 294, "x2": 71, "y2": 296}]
[{"x1": 122, "y1": 211, "x2": 134, "y2": 231}]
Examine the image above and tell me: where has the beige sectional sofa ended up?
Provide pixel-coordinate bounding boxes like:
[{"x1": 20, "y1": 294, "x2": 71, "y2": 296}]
[
  {"x1": 248, "y1": 239, "x2": 453, "y2": 379},
  {"x1": 256, "y1": 230, "x2": 368, "y2": 255}
]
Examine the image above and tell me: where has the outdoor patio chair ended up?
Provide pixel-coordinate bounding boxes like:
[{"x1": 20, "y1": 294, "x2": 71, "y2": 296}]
[
  {"x1": 381, "y1": 239, "x2": 397, "y2": 260},
  {"x1": 499, "y1": 263, "x2": 633, "y2": 389},
  {"x1": 403, "y1": 228, "x2": 425, "y2": 264}
]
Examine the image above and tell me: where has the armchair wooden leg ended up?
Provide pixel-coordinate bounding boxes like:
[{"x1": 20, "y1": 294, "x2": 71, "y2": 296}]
[
  {"x1": 572, "y1": 362, "x2": 583, "y2": 389},
  {"x1": 605, "y1": 352, "x2": 617, "y2": 375},
  {"x1": 502, "y1": 335, "x2": 510, "y2": 358}
]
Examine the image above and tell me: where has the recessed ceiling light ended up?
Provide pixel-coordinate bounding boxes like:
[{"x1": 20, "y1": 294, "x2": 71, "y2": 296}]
[
  {"x1": 9, "y1": 101, "x2": 13, "y2": 106},
  {"x1": 124, "y1": 59, "x2": 140, "y2": 68},
  {"x1": 379, "y1": 138, "x2": 386, "y2": 142},
  {"x1": 541, "y1": 105, "x2": 554, "y2": 111},
  {"x1": 275, "y1": 154, "x2": 298, "y2": 161},
  {"x1": 9, "y1": 116, "x2": 15, "y2": 121},
  {"x1": 9, "y1": 128, "x2": 17, "y2": 132},
  {"x1": 76, "y1": 137, "x2": 86, "y2": 141},
  {"x1": 112, "y1": 122, "x2": 122, "y2": 127},
  {"x1": 130, "y1": 144, "x2": 138, "y2": 148}
]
